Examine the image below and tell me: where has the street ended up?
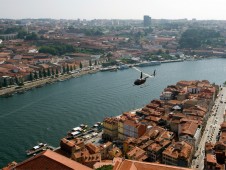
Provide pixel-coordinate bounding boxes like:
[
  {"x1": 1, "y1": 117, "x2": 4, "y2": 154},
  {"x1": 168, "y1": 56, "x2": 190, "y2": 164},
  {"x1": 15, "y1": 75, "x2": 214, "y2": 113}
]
[{"x1": 191, "y1": 87, "x2": 226, "y2": 170}]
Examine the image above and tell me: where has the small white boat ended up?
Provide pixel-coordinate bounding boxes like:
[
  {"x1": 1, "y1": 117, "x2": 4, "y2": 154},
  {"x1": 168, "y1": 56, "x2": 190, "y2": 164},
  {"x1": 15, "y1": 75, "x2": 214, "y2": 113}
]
[{"x1": 26, "y1": 143, "x2": 48, "y2": 156}]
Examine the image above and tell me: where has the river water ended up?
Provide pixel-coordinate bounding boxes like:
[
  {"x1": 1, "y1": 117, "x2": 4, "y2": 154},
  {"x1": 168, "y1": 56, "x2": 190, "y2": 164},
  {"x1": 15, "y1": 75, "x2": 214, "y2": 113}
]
[{"x1": 0, "y1": 58, "x2": 226, "y2": 167}]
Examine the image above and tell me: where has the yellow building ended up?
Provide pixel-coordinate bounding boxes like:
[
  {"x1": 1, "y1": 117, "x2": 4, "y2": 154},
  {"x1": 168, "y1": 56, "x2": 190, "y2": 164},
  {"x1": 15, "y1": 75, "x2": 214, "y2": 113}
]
[{"x1": 102, "y1": 117, "x2": 119, "y2": 141}]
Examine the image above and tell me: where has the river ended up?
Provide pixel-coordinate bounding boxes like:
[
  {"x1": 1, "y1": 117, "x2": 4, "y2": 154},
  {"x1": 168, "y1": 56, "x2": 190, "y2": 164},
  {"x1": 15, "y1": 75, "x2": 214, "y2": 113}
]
[{"x1": 0, "y1": 58, "x2": 226, "y2": 167}]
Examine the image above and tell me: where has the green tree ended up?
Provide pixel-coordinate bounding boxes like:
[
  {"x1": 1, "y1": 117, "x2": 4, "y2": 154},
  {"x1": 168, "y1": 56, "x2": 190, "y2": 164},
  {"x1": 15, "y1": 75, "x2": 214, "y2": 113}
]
[
  {"x1": 89, "y1": 60, "x2": 92, "y2": 67},
  {"x1": 179, "y1": 28, "x2": 221, "y2": 49},
  {"x1": 34, "y1": 71, "x2": 38, "y2": 79},
  {"x1": 62, "y1": 65, "x2": 66, "y2": 74},
  {"x1": 80, "y1": 62, "x2": 83, "y2": 69},
  {"x1": 29, "y1": 72, "x2": 34, "y2": 81},
  {"x1": 66, "y1": 64, "x2": 70, "y2": 73},
  {"x1": 70, "y1": 65, "x2": 73, "y2": 72},
  {"x1": 39, "y1": 70, "x2": 43, "y2": 78},
  {"x1": 56, "y1": 68, "x2": 59, "y2": 75},
  {"x1": 15, "y1": 76, "x2": 19, "y2": 85},
  {"x1": 156, "y1": 49, "x2": 163, "y2": 55},
  {"x1": 9, "y1": 78, "x2": 14, "y2": 85},
  {"x1": 25, "y1": 32, "x2": 38, "y2": 40},
  {"x1": 19, "y1": 77, "x2": 24, "y2": 86},
  {"x1": 3, "y1": 78, "x2": 8, "y2": 87},
  {"x1": 17, "y1": 30, "x2": 28, "y2": 39},
  {"x1": 39, "y1": 46, "x2": 57, "y2": 55},
  {"x1": 95, "y1": 60, "x2": 97, "y2": 65},
  {"x1": 47, "y1": 68, "x2": 51, "y2": 77},
  {"x1": 43, "y1": 69, "x2": 47, "y2": 77},
  {"x1": 51, "y1": 68, "x2": 55, "y2": 75},
  {"x1": 96, "y1": 165, "x2": 113, "y2": 170}
]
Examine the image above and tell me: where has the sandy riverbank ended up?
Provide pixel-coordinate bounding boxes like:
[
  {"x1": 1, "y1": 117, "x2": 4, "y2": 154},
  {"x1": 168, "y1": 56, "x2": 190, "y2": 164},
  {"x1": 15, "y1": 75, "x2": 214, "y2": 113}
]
[{"x1": 0, "y1": 69, "x2": 99, "y2": 97}]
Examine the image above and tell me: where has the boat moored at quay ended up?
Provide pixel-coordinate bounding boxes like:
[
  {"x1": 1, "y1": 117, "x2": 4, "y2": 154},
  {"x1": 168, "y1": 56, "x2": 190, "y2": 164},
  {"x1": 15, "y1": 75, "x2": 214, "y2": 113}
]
[
  {"x1": 135, "y1": 61, "x2": 161, "y2": 67},
  {"x1": 26, "y1": 143, "x2": 48, "y2": 156}
]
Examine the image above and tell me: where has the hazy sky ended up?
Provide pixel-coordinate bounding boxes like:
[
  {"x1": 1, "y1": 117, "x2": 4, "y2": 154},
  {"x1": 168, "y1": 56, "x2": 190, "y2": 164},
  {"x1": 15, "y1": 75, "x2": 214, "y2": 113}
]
[{"x1": 0, "y1": 0, "x2": 226, "y2": 20}]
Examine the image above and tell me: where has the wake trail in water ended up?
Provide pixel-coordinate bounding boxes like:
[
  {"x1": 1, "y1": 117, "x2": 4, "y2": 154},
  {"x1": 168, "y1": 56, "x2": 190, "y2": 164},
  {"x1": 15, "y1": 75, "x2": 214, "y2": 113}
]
[{"x1": 0, "y1": 93, "x2": 56, "y2": 119}]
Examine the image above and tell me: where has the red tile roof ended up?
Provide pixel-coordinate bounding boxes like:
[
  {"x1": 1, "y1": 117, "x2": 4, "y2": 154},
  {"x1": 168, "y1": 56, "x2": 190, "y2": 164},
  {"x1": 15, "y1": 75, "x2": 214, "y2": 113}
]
[
  {"x1": 15, "y1": 149, "x2": 92, "y2": 170},
  {"x1": 113, "y1": 159, "x2": 192, "y2": 170}
]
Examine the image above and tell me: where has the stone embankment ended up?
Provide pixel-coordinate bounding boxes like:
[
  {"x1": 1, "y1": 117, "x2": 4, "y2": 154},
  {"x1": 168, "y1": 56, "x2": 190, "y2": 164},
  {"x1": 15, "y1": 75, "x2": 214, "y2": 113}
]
[{"x1": 0, "y1": 69, "x2": 99, "y2": 97}]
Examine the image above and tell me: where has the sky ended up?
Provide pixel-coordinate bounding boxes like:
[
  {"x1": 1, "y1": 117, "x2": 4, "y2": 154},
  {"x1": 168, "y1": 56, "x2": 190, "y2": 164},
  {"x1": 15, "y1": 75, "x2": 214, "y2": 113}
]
[{"x1": 0, "y1": 0, "x2": 226, "y2": 20}]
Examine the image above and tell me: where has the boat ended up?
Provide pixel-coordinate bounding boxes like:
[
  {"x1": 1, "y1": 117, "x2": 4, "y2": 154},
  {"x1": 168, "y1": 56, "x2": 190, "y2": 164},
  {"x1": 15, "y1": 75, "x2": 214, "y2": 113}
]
[
  {"x1": 100, "y1": 66, "x2": 118, "y2": 72},
  {"x1": 118, "y1": 64, "x2": 129, "y2": 70},
  {"x1": 136, "y1": 61, "x2": 161, "y2": 67},
  {"x1": 66, "y1": 124, "x2": 89, "y2": 139},
  {"x1": 26, "y1": 143, "x2": 48, "y2": 156},
  {"x1": 110, "y1": 68, "x2": 117, "y2": 72},
  {"x1": 80, "y1": 124, "x2": 88, "y2": 129}
]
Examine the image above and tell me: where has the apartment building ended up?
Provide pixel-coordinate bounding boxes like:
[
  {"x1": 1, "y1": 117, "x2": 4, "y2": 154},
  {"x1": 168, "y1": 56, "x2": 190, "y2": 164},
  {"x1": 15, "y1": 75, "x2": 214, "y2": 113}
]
[{"x1": 162, "y1": 141, "x2": 193, "y2": 167}]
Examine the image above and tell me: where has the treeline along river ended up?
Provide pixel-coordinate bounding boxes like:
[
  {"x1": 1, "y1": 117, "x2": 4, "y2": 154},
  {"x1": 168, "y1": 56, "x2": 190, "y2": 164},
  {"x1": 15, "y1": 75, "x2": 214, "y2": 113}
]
[{"x1": 0, "y1": 58, "x2": 226, "y2": 167}]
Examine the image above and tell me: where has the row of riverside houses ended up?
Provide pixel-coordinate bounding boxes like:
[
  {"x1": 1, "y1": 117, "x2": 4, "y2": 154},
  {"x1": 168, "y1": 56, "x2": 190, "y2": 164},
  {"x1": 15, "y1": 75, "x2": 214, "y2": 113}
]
[
  {"x1": 0, "y1": 40, "x2": 105, "y2": 89},
  {"x1": 3, "y1": 80, "x2": 217, "y2": 170},
  {"x1": 102, "y1": 80, "x2": 217, "y2": 168}
]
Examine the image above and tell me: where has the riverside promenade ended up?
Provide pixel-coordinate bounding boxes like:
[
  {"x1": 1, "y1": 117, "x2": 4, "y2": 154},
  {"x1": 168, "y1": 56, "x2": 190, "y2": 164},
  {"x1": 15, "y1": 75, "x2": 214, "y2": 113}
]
[{"x1": 0, "y1": 69, "x2": 99, "y2": 97}]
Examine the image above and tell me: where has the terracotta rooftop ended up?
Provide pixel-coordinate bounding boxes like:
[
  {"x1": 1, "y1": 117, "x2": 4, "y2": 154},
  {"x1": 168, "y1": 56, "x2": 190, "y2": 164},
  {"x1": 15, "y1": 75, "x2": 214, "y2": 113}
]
[
  {"x1": 83, "y1": 153, "x2": 101, "y2": 163},
  {"x1": 73, "y1": 148, "x2": 90, "y2": 159},
  {"x1": 61, "y1": 138, "x2": 76, "y2": 148},
  {"x1": 126, "y1": 146, "x2": 148, "y2": 161},
  {"x1": 14, "y1": 149, "x2": 92, "y2": 170},
  {"x1": 163, "y1": 141, "x2": 193, "y2": 160},
  {"x1": 113, "y1": 159, "x2": 192, "y2": 170},
  {"x1": 179, "y1": 120, "x2": 199, "y2": 137},
  {"x1": 85, "y1": 143, "x2": 100, "y2": 154},
  {"x1": 176, "y1": 81, "x2": 195, "y2": 87},
  {"x1": 103, "y1": 117, "x2": 119, "y2": 125}
]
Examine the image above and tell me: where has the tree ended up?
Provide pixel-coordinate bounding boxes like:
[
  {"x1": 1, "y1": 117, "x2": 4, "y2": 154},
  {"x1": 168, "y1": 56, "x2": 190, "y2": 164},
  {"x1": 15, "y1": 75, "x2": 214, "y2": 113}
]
[
  {"x1": 9, "y1": 78, "x2": 15, "y2": 85},
  {"x1": 3, "y1": 78, "x2": 8, "y2": 87},
  {"x1": 29, "y1": 72, "x2": 34, "y2": 81},
  {"x1": 15, "y1": 76, "x2": 19, "y2": 85},
  {"x1": 19, "y1": 77, "x2": 24, "y2": 86},
  {"x1": 51, "y1": 68, "x2": 55, "y2": 75},
  {"x1": 156, "y1": 49, "x2": 163, "y2": 55},
  {"x1": 89, "y1": 60, "x2": 92, "y2": 67},
  {"x1": 17, "y1": 30, "x2": 28, "y2": 39},
  {"x1": 80, "y1": 62, "x2": 83, "y2": 69},
  {"x1": 179, "y1": 28, "x2": 221, "y2": 49},
  {"x1": 25, "y1": 32, "x2": 38, "y2": 40},
  {"x1": 47, "y1": 68, "x2": 51, "y2": 77},
  {"x1": 62, "y1": 65, "x2": 66, "y2": 74},
  {"x1": 56, "y1": 68, "x2": 59, "y2": 75},
  {"x1": 39, "y1": 46, "x2": 57, "y2": 55},
  {"x1": 66, "y1": 64, "x2": 70, "y2": 73},
  {"x1": 39, "y1": 70, "x2": 43, "y2": 78},
  {"x1": 95, "y1": 60, "x2": 97, "y2": 65},
  {"x1": 70, "y1": 65, "x2": 73, "y2": 72},
  {"x1": 43, "y1": 69, "x2": 47, "y2": 77},
  {"x1": 34, "y1": 71, "x2": 38, "y2": 79},
  {"x1": 96, "y1": 165, "x2": 113, "y2": 170}
]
